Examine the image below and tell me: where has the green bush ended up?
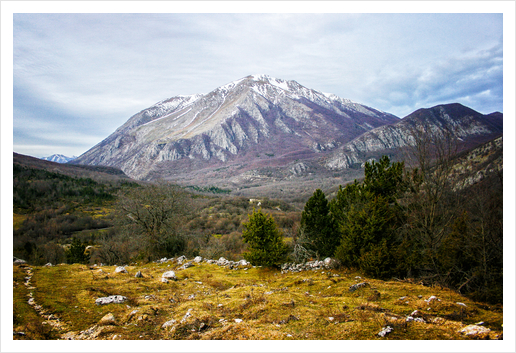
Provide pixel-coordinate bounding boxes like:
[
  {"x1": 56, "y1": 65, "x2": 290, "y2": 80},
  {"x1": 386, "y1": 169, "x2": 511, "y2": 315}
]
[
  {"x1": 65, "y1": 237, "x2": 90, "y2": 264},
  {"x1": 242, "y1": 209, "x2": 288, "y2": 267},
  {"x1": 300, "y1": 189, "x2": 339, "y2": 258},
  {"x1": 331, "y1": 156, "x2": 406, "y2": 278}
]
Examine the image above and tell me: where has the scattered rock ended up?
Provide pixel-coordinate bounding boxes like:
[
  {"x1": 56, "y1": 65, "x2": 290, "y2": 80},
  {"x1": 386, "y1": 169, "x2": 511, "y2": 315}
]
[
  {"x1": 135, "y1": 271, "x2": 143, "y2": 278},
  {"x1": 323, "y1": 257, "x2": 340, "y2": 269},
  {"x1": 162, "y1": 319, "x2": 177, "y2": 329},
  {"x1": 378, "y1": 326, "x2": 393, "y2": 337},
  {"x1": 406, "y1": 316, "x2": 425, "y2": 323},
  {"x1": 193, "y1": 256, "x2": 203, "y2": 263},
  {"x1": 44, "y1": 263, "x2": 53, "y2": 267},
  {"x1": 95, "y1": 295, "x2": 128, "y2": 306},
  {"x1": 115, "y1": 266, "x2": 127, "y2": 274},
  {"x1": 234, "y1": 319, "x2": 243, "y2": 323},
  {"x1": 180, "y1": 309, "x2": 193, "y2": 323},
  {"x1": 459, "y1": 324, "x2": 491, "y2": 339},
  {"x1": 410, "y1": 310, "x2": 422, "y2": 317},
  {"x1": 238, "y1": 259, "x2": 250, "y2": 267},
  {"x1": 217, "y1": 257, "x2": 229, "y2": 266},
  {"x1": 179, "y1": 261, "x2": 194, "y2": 270},
  {"x1": 280, "y1": 258, "x2": 340, "y2": 273},
  {"x1": 98, "y1": 313, "x2": 116, "y2": 326},
  {"x1": 424, "y1": 296, "x2": 440, "y2": 303},
  {"x1": 13, "y1": 257, "x2": 27, "y2": 265},
  {"x1": 162, "y1": 271, "x2": 177, "y2": 280},
  {"x1": 349, "y1": 282, "x2": 369, "y2": 292},
  {"x1": 161, "y1": 278, "x2": 169, "y2": 283}
]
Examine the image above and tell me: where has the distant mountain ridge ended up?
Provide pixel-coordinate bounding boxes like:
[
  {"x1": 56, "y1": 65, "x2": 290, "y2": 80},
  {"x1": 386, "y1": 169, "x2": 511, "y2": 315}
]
[
  {"x1": 71, "y1": 75, "x2": 502, "y2": 194},
  {"x1": 41, "y1": 154, "x2": 76, "y2": 163},
  {"x1": 324, "y1": 103, "x2": 503, "y2": 169},
  {"x1": 15, "y1": 153, "x2": 130, "y2": 183}
]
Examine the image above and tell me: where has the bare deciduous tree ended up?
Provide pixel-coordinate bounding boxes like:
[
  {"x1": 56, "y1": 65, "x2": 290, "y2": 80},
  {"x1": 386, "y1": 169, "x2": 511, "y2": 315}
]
[
  {"x1": 115, "y1": 182, "x2": 193, "y2": 261},
  {"x1": 402, "y1": 123, "x2": 462, "y2": 280}
]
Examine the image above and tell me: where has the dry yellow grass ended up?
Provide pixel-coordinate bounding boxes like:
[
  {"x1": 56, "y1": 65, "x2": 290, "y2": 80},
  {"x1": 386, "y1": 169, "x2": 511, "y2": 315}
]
[{"x1": 13, "y1": 260, "x2": 503, "y2": 342}]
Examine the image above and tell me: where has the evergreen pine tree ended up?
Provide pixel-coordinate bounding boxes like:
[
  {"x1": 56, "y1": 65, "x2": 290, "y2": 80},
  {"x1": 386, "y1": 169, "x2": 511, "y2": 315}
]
[
  {"x1": 242, "y1": 208, "x2": 288, "y2": 267},
  {"x1": 331, "y1": 156, "x2": 406, "y2": 278},
  {"x1": 300, "y1": 189, "x2": 340, "y2": 258}
]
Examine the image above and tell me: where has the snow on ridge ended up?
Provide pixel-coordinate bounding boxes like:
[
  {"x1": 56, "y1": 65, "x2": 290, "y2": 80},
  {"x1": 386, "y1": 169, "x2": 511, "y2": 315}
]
[
  {"x1": 218, "y1": 77, "x2": 247, "y2": 91},
  {"x1": 41, "y1": 154, "x2": 76, "y2": 163},
  {"x1": 250, "y1": 74, "x2": 270, "y2": 81},
  {"x1": 155, "y1": 93, "x2": 203, "y2": 109},
  {"x1": 141, "y1": 94, "x2": 203, "y2": 127}
]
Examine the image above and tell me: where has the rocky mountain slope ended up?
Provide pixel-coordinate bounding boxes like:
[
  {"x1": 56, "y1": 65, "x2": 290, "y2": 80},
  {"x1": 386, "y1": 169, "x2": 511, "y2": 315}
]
[
  {"x1": 324, "y1": 103, "x2": 503, "y2": 170},
  {"x1": 72, "y1": 75, "x2": 399, "y2": 181},
  {"x1": 72, "y1": 76, "x2": 502, "y2": 195}
]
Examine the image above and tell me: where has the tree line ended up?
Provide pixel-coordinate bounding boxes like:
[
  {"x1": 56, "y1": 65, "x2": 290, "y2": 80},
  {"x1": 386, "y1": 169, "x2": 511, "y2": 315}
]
[
  {"x1": 13, "y1": 131, "x2": 502, "y2": 303},
  {"x1": 241, "y1": 128, "x2": 502, "y2": 303}
]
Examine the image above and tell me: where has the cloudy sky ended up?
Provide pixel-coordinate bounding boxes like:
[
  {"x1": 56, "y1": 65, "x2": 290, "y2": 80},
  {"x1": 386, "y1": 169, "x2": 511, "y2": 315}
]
[{"x1": 7, "y1": 3, "x2": 508, "y2": 158}]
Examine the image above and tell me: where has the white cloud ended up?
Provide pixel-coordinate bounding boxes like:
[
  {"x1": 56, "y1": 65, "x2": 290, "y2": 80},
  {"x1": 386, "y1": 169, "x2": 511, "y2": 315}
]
[{"x1": 11, "y1": 12, "x2": 505, "y2": 157}]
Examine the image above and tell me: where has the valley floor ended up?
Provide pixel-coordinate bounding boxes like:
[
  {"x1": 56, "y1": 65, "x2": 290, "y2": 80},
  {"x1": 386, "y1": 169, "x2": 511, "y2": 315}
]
[{"x1": 13, "y1": 259, "x2": 503, "y2": 343}]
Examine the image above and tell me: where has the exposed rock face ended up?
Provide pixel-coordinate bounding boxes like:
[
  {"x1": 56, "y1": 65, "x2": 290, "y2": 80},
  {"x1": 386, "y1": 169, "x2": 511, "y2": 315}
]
[
  {"x1": 324, "y1": 103, "x2": 503, "y2": 170},
  {"x1": 72, "y1": 74, "x2": 399, "y2": 181},
  {"x1": 72, "y1": 76, "x2": 502, "y2": 191}
]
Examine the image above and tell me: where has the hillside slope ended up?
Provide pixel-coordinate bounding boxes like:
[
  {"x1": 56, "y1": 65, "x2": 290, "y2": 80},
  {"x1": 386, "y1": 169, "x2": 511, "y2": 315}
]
[
  {"x1": 13, "y1": 260, "x2": 503, "y2": 342},
  {"x1": 14, "y1": 152, "x2": 131, "y2": 184},
  {"x1": 324, "y1": 103, "x2": 503, "y2": 170}
]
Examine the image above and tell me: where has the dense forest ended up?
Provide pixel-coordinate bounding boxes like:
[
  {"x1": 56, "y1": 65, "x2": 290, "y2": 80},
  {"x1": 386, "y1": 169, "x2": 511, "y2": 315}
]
[{"x1": 13, "y1": 136, "x2": 503, "y2": 304}]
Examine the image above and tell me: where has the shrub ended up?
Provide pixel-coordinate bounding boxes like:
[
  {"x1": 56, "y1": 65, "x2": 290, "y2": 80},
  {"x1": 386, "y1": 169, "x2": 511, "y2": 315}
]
[
  {"x1": 65, "y1": 237, "x2": 90, "y2": 264},
  {"x1": 242, "y1": 209, "x2": 288, "y2": 267},
  {"x1": 300, "y1": 189, "x2": 339, "y2": 258},
  {"x1": 331, "y1": 156, "x2": 406, "y2": 278}
]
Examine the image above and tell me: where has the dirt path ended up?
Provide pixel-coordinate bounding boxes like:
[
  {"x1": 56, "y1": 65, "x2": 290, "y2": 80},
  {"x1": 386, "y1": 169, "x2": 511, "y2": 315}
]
[{"x1": 21, "y1": 265, "x2": 71, "y2": 335}]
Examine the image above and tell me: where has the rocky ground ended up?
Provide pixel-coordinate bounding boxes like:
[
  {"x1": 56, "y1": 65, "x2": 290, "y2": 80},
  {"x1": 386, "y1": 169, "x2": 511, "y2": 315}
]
[{"x1": 13, "y1": 256, "x2": 504, "y2": 343}]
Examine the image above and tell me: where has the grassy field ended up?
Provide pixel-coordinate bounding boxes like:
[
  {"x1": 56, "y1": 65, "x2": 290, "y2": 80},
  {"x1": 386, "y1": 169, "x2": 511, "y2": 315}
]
[{"x1": 12, "y1": 259, "x2": 503, "y2": 344}]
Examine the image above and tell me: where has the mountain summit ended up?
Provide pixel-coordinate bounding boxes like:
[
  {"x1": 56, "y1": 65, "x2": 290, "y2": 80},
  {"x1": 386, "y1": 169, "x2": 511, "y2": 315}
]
[
  {"x1": 73, "y1": 75, "x2": 399, "y2": 180},
  {"x1": 73, "y1": 76, "x2": 502, "y2": 197},
  {"x1": 41, "y1": 154, "x2": 76, "y2": 164}
]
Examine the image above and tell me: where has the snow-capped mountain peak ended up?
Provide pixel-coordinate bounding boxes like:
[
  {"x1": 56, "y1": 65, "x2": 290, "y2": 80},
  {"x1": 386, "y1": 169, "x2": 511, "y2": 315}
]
[
  {"x1": 73, "y1": 74, "x2": 400, "y2": 180},
  {"x1": 41, "y1": 154, "x2": 76, "y2": 163}
]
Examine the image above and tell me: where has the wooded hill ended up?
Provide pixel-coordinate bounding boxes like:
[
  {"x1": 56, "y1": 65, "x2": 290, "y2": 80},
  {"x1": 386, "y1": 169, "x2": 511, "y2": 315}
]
[{"x1": 13, "y1": 134, "x2": 503, "y2": 307}]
